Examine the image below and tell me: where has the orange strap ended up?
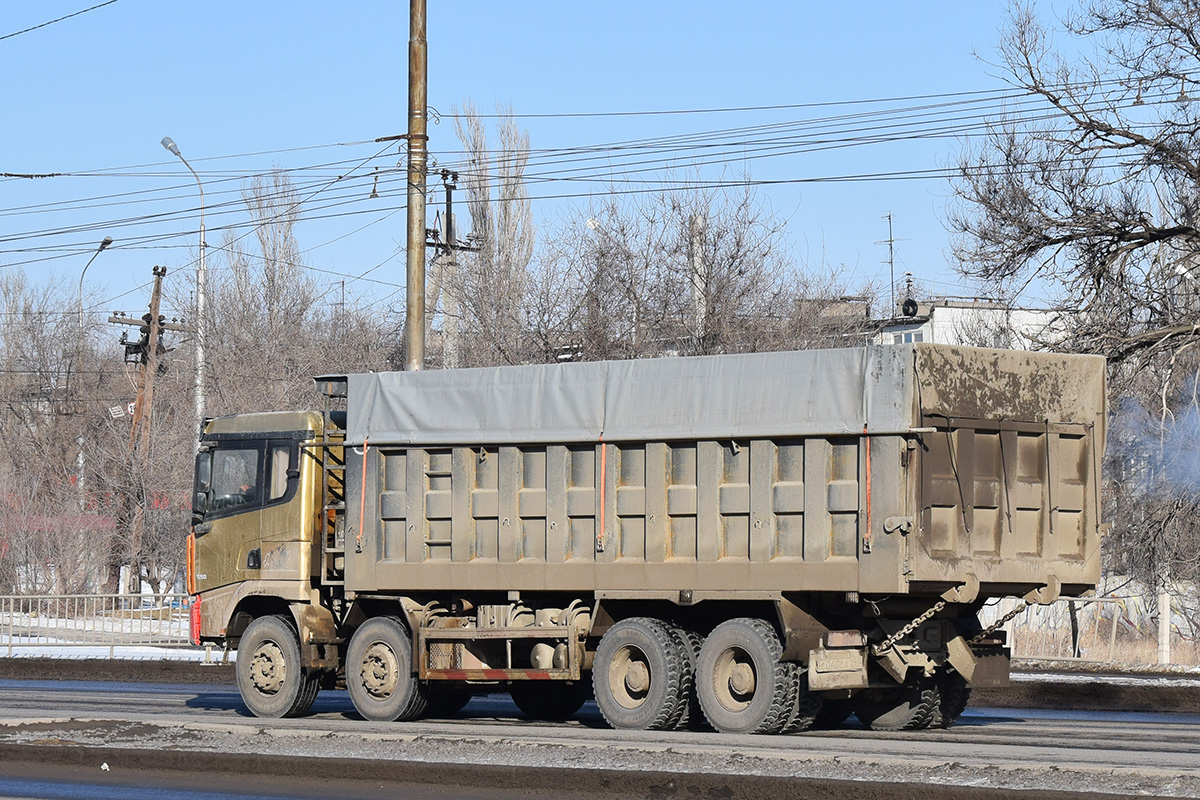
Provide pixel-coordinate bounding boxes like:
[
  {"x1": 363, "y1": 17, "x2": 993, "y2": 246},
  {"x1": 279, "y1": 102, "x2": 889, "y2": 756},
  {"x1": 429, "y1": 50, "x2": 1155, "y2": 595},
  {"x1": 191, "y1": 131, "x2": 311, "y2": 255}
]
[{"x1": 356, "y1": 438, "x2": 369, "y2": 552}]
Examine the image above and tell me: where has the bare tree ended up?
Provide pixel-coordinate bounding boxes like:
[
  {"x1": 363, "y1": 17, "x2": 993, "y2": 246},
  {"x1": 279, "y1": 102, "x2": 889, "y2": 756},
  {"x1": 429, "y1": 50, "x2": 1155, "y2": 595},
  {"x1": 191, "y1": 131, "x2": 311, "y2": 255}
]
[
  {"x1": 434, "y1": 103, "x2": 536, "y2": 367},
  {"x1": 950, "y1": 0, "x2": 1200, "y2": 584}
]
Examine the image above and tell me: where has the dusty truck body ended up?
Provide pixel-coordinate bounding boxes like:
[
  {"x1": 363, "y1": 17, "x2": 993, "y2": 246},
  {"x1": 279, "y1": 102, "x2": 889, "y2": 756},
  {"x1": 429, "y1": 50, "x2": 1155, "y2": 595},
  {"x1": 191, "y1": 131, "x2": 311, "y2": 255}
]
[{"x1": 187, "y1": 343, "x2": 1105, "y2": 733}]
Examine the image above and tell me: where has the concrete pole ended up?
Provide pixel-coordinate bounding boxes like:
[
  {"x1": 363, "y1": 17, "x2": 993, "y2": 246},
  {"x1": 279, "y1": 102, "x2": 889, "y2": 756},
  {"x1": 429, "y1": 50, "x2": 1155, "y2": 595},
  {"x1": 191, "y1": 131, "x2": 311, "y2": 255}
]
[
  {"x1": 161, "y1": 137, "x2": 206, "y2": 443},
  {"x1": 404, "y1": 0, "x2": 429, "y2": 371}
]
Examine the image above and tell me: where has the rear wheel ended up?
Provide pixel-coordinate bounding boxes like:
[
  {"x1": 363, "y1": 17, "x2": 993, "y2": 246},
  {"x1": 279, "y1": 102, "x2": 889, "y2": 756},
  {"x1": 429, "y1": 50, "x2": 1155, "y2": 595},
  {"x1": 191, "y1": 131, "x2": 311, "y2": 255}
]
[
  {"x1": 812, "y1": 697, "x2": 854, "y2": 729},
  {"x1": 780, "y1": 670, "x2": 823, "y2": 733},
  {"x1": 852, "y1": 673, "x2": 940, "y2": 731},
  {"x1": 510, "y1": 681, "x2": 590, "y2": 721},
  {"x1": 425, "y1": 687, "x2": 472, "y2": 717},
  {"x1": 592, "y1": 617, "x2": 687, "y2": 730},
  {"x1": 696, "y1": 618, "x2": 796, "y2": 735},
  {"x1": 236, "y1": 615, "x2": 319, "y2": 719},
  {"x1": 346, "y1": 616, "x2": 430, "y2": 722},
  {"x1": 932, "y1": 670, "x2": 971, "y2": 728}
]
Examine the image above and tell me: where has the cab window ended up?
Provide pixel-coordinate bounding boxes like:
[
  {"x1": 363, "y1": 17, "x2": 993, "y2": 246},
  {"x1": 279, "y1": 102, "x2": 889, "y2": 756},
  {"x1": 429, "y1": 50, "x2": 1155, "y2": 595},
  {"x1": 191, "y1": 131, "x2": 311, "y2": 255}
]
[
  {"x1": 210, "y1": 447, "x2": 260, "y2": 513},
  {"x1": 268, "y1": 444, "x2": 290, "y2": 501}
]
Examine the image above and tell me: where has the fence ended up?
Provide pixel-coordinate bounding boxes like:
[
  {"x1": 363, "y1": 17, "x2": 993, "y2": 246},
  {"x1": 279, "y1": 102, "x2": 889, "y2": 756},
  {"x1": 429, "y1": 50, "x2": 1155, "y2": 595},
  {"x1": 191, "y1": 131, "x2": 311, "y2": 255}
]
[
  {"x1": 997, "y1": 595, "x2": 1200, "y2": 667},
  {"x1": 0, "y1": 593, "x2": 193, "y2": 658}
]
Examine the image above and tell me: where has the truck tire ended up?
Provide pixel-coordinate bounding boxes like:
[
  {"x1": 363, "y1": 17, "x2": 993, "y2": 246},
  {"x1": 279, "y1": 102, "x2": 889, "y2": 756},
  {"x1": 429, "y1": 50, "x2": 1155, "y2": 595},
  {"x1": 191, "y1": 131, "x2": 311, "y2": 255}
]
[
  {"x1": 932, "y1": 670, "x2": 971, "y2": 728},
  {"x1": 670, "y1": 627, "x2": 705, "y2": 730},
  {"x1": 780, "y1": 670, "x2": 823, "y2": 733},
  {"x1": 510, "y1": 681, "x2": 590, "y2": 721},
  {"x1": 812, "y1": 697, "x2": 853, "y2": 729},
  {"x1": 425, "y1": 687, "x2": 472, "y2": 718},
  {"x1": 346, "y1": 616, "x2": 430, "y2": 722},
  {"x1": 236, "y1": 615, "x2": 319, "y2": 719},
  {"x1": 592, "y1": 617, "x2": 687, "y2": 731},
  {"x1": 852, "y1": 673, "x2": 940, "y2": 731},
  {"x1": 696, "y1": 618, "x2": 796, "y2": 735}
]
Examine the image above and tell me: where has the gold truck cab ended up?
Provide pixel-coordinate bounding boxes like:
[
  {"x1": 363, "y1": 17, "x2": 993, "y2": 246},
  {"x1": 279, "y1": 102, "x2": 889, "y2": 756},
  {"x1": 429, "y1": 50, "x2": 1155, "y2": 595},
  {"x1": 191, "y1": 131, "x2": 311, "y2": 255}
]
[{"x1": 188, "y1": 411, "x2": 333, "y2": 655}]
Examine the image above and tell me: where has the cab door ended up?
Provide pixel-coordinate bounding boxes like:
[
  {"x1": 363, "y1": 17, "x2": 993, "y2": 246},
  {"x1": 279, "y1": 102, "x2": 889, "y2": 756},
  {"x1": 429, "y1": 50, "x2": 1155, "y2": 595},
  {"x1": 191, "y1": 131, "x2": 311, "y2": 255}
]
[{"x1": 192, "y1": 441, "x2": 266, "y2": 592}]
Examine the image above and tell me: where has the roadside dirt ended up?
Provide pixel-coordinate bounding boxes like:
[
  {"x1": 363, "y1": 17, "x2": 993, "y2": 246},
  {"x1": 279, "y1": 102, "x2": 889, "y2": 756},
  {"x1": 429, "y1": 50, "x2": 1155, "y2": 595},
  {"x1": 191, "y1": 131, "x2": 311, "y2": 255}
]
[{"x1": 0, "y1": 742, "x2": 1176, "y2": 800}]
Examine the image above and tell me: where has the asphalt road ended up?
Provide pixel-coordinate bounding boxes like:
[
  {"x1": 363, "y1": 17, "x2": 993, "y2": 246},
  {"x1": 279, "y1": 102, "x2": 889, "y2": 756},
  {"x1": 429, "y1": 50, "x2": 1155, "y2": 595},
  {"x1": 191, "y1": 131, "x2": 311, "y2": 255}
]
[{"x1": 0, "y1": 677, "x2": 1197, "y2": 799}]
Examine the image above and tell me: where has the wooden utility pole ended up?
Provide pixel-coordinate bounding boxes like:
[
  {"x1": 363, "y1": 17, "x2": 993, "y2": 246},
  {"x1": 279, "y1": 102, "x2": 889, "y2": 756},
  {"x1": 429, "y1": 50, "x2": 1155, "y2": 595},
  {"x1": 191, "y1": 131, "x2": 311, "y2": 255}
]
[
  {"x1": 108, "y1": 266, "x2": 187, "y2": 593},
  {"x1": 404, "y1": 0, "x2": 429, "y2": 371}
]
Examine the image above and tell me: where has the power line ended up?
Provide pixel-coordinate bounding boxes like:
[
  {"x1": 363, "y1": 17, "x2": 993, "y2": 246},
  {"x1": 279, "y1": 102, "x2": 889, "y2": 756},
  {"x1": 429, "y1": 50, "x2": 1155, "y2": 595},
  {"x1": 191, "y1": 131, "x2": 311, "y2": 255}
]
[{"x1": 0, "y1": 0, "x2": 120, "y2": 43}]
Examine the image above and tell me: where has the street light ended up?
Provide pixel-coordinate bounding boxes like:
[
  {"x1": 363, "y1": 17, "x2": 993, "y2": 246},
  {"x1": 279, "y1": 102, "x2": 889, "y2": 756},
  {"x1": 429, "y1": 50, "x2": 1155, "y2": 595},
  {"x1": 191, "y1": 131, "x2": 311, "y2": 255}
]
[
  {"x1": 77, "y1": 236, "x2": 114, "y2": 329},
  {"x1": 161, "y1": 136, "x2": 207, "y2": 444}
]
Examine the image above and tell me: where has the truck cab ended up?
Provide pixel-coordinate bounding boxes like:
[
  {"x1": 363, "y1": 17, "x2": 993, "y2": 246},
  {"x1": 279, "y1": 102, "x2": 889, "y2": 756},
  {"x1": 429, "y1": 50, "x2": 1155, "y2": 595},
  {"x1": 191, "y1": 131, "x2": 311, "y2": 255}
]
[{"x1": 188, "y1": 411, "x2": 339, "y2": 687}]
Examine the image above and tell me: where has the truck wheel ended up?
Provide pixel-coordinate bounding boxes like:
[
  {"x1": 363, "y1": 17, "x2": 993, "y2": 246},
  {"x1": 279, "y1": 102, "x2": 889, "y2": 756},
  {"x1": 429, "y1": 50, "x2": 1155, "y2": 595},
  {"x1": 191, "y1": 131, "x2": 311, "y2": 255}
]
[
  {"x1": 696, "y1": 618, "x2": 796, "y2": 735},
  {"x1": 852, "y1": 673, "x2": 940, "y2": 731},
  {"x1": 812, "y1": 697, "x2": 853, "y2": 729},
  {"x1": 236, "y1": 615, "x2": 319, "y2": 718},
  {"x1": 592, "y1": 617, "x2": 687, "y2": 730},
  {"x1": 780, "y1": 670, "x2": 823, "y2": 733},
  {"x1": 670, "y1": 627, "x2": 705, "y2": 730},
  {"x1": 932, "y1": 670, "x2": 971, "y2": 728},
  {"x1": 425, "y1": 687, "x2": 472, "y2": 717},
  {"x1": 346, "y1": 616, "x2": 430, "y2": 722},
  {"x1": 510, "y1": 681, "x2": 590, "y2": 721}
]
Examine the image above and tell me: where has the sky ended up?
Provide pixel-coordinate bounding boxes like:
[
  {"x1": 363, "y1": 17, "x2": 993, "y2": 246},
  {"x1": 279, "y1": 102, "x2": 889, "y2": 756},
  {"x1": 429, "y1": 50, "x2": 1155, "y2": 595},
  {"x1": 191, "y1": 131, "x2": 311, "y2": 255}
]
[{"x1": 0, "y1": 1, "x2": 1050, "y2": 324}]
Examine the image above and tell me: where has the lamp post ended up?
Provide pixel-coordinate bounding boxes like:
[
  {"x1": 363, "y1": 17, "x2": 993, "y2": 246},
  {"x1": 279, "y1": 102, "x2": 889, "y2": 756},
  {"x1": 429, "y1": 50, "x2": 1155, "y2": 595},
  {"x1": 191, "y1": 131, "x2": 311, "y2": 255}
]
[
  {"x1": 161, "y1": 136, "x2": 207, "y2": 442},
  {"x1": 76, "y1": 236, "x2": 114, "y2": 329}
]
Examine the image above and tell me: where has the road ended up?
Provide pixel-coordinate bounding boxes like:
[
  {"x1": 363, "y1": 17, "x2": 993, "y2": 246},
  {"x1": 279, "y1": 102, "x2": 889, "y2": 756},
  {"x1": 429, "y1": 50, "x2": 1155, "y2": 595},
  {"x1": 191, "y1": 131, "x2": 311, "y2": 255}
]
[{"x1": 0, "y1": 678, "x2": 1196, "y2": 799}]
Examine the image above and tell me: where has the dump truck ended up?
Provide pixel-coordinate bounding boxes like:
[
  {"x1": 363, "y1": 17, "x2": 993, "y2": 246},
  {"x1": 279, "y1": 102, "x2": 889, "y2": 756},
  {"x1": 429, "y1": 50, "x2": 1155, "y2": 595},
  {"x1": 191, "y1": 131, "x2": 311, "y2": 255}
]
[{"x1": 186, "y1": 343, "x2": 1105, "y2": 733}]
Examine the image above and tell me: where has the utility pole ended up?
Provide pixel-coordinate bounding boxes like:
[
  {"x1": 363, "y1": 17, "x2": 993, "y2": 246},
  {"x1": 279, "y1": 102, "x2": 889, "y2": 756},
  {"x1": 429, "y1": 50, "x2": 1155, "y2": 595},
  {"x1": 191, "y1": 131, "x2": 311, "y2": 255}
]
[
  {"x1": 427, "y1": 170, "x2": 478, "y2": 369},
  {"x1": 109, "y1": 267, "x2": 189, "y2": 594},
  {"x1": 404, "y1": 0, "x2": 429, "y2": 371},
  {"x1": 876, "y1": 213, "x2": 898, "y2": 317}
]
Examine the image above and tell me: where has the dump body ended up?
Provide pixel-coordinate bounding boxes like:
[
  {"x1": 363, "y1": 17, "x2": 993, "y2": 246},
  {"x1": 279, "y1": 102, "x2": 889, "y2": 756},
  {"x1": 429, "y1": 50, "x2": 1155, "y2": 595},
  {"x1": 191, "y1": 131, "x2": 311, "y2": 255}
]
[{"x1": 340, "y1": 344, "x2": 1103, "y2": 602}]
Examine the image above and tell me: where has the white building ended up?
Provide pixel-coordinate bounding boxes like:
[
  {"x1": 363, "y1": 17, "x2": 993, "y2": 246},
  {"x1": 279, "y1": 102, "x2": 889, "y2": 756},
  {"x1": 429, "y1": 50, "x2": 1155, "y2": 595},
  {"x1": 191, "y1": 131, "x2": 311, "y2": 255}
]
[{"x1": 876, "y1": 297, "x2": 1061, "y2": 351}]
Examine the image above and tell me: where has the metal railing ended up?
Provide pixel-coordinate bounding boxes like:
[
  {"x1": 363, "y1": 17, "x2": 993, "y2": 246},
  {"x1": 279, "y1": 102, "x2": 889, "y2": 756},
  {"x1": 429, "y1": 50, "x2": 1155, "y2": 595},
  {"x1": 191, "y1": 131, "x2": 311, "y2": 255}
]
[{"x1": 0, "y1": 593, "x2": 192, "y2": 658}]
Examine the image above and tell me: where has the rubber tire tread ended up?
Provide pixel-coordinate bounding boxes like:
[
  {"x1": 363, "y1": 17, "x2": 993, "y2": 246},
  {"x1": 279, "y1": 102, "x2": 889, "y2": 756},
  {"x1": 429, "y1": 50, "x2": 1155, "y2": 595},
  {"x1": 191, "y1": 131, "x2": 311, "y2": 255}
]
[
  {"x1": 346, "y1": 616, "x2": 430, "y2": 722},
  {"x1": 592, "y1": 617, "x2": 687, "y2": 731},
  {"x1": 696, "y1": 617, "x2": 794, "y2": 735},
  {"x1": 853, "y1": 675, "x2": 940, "y2": 731},
  {"x1": 670, "y1": 628, "x2": 706, "y2": 731},
  {"x1": 780, "y1": 669, "x2": 822, "y2": 733},
  {"x1": 932, "y1": 671, "x2": 971, "y2": 728},
  {"x1": 510, "y1": 681, "x2": 589, "y2": 721},
  {"x1": 236, "y1": 615, "x2": 316, "y2": 719}
]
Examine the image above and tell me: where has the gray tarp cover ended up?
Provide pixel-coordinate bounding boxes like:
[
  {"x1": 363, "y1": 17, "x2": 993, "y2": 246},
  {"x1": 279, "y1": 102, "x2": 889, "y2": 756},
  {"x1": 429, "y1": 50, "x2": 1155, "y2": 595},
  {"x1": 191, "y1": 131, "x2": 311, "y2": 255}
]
[{"x1": 345, "y1": 346, "x2": 917, "y2": 446}]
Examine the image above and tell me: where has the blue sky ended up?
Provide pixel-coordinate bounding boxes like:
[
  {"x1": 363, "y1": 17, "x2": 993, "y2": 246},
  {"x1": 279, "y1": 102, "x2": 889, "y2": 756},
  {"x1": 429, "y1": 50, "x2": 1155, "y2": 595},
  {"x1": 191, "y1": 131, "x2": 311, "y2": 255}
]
[{"x1": 0, "y1": 2, "x2": 1045, "y2": 320}]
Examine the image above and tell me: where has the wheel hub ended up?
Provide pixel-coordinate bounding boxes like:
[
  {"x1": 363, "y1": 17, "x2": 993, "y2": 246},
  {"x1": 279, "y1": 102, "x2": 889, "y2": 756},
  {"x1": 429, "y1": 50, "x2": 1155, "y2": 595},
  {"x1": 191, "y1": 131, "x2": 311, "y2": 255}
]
[
  {"x1": 249, "y1": 641, "x2": 285, "y2": 695},
  {"x1": 361, "y1": 641, "x2": 400, "y2": 699},
  {"x1": 609, "y1": 644, "x2": 651, "y2": 708},
  {"x1": 624, "y1": 661, "x2": 650, "y2": 694},
  {"x1": 729, "y1": 661, "x2": 756, "y2": 696}
]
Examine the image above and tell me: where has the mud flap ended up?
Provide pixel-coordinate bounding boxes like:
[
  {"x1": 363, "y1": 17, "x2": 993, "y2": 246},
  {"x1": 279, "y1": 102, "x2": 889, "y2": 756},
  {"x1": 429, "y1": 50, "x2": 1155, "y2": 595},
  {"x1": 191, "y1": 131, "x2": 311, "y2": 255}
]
[
  {"x1": 808, "y1": 646, "x2": 869, "y2": 691},
  {"x1": 946, "y1": 635, "x2": 1009, "y2": 687}
]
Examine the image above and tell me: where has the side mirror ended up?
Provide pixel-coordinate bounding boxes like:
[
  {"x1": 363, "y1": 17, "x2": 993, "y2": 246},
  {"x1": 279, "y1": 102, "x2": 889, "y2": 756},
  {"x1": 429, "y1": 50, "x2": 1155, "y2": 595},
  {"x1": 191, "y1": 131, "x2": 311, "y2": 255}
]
[
  {"x1": 192, "y1": 492, "x2": 208, "y2": 523},
  {"x1": 195, "y1": 451, "x2": 212, "y2": 490}
]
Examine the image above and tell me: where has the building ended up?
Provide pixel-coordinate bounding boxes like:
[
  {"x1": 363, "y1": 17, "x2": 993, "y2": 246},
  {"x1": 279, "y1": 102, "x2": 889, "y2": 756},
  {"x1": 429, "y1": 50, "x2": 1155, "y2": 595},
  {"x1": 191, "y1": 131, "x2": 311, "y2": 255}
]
[{"x1": 876, "y1": 296, "x2": 1061, "y2": 350}]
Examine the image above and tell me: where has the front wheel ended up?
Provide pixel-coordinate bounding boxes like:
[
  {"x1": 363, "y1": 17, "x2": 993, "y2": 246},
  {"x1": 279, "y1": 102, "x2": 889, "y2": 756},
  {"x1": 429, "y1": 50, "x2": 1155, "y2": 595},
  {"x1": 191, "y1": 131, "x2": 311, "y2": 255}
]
[
  {"x1": 236, "y1": 615, "x2": 319, "y2": 718},
  {"x1": 346, "y1": 616, "x2": 430, "y2": 722}
]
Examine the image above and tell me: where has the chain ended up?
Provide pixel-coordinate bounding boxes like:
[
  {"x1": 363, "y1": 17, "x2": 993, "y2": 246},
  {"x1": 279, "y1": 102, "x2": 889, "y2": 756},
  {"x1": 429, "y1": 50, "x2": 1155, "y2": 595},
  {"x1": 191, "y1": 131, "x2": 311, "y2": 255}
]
[
  {"x1": 969, "y1": 599, "x2": 1032, "y2": 645},
  {"x1": 872, "y1": 599, "x2": 947, "y2": 655}
]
